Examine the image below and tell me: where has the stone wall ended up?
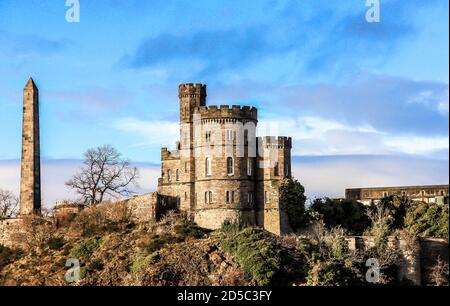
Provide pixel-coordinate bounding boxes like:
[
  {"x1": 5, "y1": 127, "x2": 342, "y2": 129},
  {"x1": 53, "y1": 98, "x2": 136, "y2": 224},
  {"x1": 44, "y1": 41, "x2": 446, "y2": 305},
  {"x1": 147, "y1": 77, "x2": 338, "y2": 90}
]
[
  {"x1": 0, "y1": 218, "x2": 24, "y2": 248},
  {"x1": 122, "y1": 192, "x2": 159, "y2": 222},
  {"x1": 345, "y1": 236, "x2": 449, "y2": 285}
]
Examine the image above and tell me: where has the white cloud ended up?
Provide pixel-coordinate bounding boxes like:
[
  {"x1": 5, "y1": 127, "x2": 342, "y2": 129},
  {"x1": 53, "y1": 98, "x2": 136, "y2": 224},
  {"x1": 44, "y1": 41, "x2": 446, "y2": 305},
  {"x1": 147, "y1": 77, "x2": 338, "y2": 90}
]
[
  {"x1": 257, "y1": 115, "x2": 449, "y2": 157},
  {"x1": 1, "y1": 156, "x2": 447, "y2": 208},
  {"x1": 114, "y1": 117, "x2": 179, "y2": 149}
]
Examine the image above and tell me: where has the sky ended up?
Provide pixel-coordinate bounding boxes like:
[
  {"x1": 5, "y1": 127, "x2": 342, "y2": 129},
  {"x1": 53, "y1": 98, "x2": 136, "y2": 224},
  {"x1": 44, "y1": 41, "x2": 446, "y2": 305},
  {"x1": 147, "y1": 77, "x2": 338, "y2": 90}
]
[{"x1": 0, "y1": 0, "x2": 448, "y2": 207}]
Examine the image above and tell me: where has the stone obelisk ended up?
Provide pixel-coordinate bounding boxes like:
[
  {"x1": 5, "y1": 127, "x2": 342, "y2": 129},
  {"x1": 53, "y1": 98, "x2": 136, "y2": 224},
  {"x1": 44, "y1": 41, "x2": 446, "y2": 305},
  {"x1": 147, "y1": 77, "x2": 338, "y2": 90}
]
[{"x1": 19, "y1": 77, "x2": 41, "y2": 215}]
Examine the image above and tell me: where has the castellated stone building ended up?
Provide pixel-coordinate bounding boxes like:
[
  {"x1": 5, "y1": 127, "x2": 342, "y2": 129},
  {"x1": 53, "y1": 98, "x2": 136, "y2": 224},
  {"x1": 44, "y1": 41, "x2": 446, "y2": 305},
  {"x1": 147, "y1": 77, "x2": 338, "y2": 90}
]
[{"x1": 157, "y1": 83, "x2": 293, "y2": 235}]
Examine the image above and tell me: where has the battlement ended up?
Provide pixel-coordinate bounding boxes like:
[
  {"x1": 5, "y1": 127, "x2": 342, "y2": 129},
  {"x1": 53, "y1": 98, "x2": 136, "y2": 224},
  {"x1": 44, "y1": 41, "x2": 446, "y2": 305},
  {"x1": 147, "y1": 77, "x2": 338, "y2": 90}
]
[
  {"x1": 257, "y1": 136, "x2": 292, "y2": 148},
  {"x1": 178, "y1": 83, "x2": 207, "y2": 98},
  {"x1": 194, "y1": 105, "x2": 258, "y2": 122},
  {"x1": 161, "y1": 147, "x2": 180, "y2": 160}
]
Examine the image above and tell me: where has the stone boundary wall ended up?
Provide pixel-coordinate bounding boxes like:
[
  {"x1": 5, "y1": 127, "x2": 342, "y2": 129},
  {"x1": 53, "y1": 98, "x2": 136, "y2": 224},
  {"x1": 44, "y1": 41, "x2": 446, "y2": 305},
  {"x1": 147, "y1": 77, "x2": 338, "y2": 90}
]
[
  {"x1": 121, "y1": 192, "x2": 159, "y2": 222},
  {"x1": 0, "y1": 218, "x2": 24, "y2": 248},
  {"x1": 346, "y1": 236, "x2": 449, "y2": 285}
]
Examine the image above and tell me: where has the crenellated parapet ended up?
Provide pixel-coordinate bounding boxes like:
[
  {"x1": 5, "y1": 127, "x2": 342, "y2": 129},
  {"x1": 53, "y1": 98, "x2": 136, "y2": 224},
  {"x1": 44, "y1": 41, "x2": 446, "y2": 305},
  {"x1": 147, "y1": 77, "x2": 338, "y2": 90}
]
[
  {"x1": 161, "y1": 147, "x2": 180, "y2": 161},
  {"x1": 194, "y1": 105, "x2": 258, "y2": 123},
  {"x1": 257, "y1": 136, "x2": 292, "y2": 149},
  {"x1": 178, "y1": 83, "x2": 207, "y2": 99}
]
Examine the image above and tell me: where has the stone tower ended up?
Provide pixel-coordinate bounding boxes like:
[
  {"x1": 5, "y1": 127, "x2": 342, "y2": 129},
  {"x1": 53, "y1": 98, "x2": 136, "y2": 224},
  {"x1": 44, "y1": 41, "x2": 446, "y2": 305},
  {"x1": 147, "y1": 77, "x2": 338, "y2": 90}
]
[
  {"x1": 19, "y1": 77, "x2": 41, "y2": 215},
  {"x1": 157, "y1": 83, "x2": 293, "y2": 235}
]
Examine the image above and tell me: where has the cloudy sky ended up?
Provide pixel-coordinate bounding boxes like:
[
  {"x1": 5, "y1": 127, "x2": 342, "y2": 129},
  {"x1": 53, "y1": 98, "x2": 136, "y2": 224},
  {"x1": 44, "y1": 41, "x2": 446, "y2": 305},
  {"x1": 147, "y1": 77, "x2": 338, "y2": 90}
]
[{"x1": 0, "y1": 0, "x2": 448, "y2": 207}]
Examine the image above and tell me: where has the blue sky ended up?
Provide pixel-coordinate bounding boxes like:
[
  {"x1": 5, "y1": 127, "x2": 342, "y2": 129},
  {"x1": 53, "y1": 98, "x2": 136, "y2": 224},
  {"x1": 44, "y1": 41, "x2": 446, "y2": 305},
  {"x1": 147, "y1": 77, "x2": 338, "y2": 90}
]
[{"x1": 0, "y1": 0, "x2": 448, "y2": 205}]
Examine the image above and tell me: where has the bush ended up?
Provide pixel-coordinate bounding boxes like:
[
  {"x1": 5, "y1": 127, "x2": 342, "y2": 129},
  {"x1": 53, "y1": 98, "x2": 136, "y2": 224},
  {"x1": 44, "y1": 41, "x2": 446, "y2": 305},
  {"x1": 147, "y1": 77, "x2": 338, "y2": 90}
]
[
  {"x1": 221, "y1": 219, "x2": 245, "y2": 235},
  {"x1": 47, "y1": 236, "x2": 65, "y2": 250},
  {"x1": 306, "y1": 261, "x2": 356, "y2": 286},
  {"x1": 131, "y1": 252, "x2": 159, "y2": 274},
  {"x1": 404, "y1": 202, "x2": 449, "y2": 239},
  {"x1": 280, "y1": 178, "x2": 307, "y2": 230},
  {"x1": 174, "y1": 219, "x2": 206, "y2": 239},
  {"x1": 310, "y1": 198, "x2": 371, "y2": 235},
  {"x1": 219, "y1": 227, "x2": 284, "y2": 286},
  {"x1": 70, "y1": 236, "x2": 102, "y2": 258},
  {"x1": 146, "y1": 234, "x2": 182, "y2": 253}
]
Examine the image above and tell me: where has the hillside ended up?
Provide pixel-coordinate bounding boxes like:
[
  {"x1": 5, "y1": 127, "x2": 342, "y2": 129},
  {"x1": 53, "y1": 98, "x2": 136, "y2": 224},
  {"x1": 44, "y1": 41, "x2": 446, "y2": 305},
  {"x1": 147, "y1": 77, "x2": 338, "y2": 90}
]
[{"x1": 0, "y1": 200, "x2": 448, "y2": 286}]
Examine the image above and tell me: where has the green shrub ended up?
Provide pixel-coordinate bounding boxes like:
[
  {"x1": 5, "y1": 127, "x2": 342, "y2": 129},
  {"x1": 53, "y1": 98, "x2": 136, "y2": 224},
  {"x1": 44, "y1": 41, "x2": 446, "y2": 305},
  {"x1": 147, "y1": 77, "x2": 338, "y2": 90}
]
[
  {"x1": 221, "y1": 219, "x2": 245, "y2": 235},
  {"x1": 219, "y1": 227, "x2": 283, "y2": 286},
  {"x1": 310, "y1": 198, "x2": 371, "y2": 235},
  {"x1": 306, "y1": 261, "x2": 356, "y2": 286},
  {"x1": 47, "y1": 236, "x2": 65, "y2": 250},
  {"x1": 174, "y1": 220, "x2": 206, "y2": 239},
  {"x1": 131, "y1": 252, "x2": 159, "y2": 274},
  {"x1": 280, "y1": 178, "x2": 307, "y2": 230},
  {"x1": 70, "y1": 236, "x2": 102, "y2": 258},
  {"x1": 146, "y1": 234, "x2": 181, "y2": 253},
  {"x1": 404, "y1": 202, "x2": 449, "y2": 239}
]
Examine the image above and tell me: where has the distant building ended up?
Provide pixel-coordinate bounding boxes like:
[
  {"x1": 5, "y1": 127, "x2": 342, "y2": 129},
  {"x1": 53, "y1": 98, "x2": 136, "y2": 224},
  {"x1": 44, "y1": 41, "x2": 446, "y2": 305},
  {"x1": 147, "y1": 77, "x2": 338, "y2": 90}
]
[{"x1": 345, "y1": 185, "x2": 449, "y2": 205}]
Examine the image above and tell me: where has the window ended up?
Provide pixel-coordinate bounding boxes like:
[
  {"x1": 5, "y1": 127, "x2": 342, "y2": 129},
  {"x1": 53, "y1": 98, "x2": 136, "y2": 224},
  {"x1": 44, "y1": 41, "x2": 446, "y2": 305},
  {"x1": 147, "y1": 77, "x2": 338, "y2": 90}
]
[
  {"x1": 185, "y1": 161, "x2": 188, "y2": 172},
  {"x1": 274, "y1": 162, "x2": 279, "y2": 176},
  {"x1": 184, "y1": 192, "x2": 187, "y2": 201},
  {"x1": 226, "y1": 191, "x2": 235, "y2": 204},
  {"x1": 265, "y1": 191, "x2": 269, "y2": 204},
  {"x1": 205, "y1": 131, "x2": 212, "y2": 143},
  {"x1": 226, "y1": 129, "x2": 233, "y2": 141},
  {"x1": 441, "y1": 190, "x2": 445, "y2": 196},
  {"x1": 176, "y1": 169, "x2": 180, "y2": 181},
  {"x1": 227, "y1": 157, "x2": 234, "y2": 175},
  {"x1": 247, "y1": 158, "x2": 253, "y2": 176},
  {"x1": 247, "y1": 192, "x2": 253, "y2": 205},
  {"x1": 205, "y1": 158, "x2": 212, "y2": 176},
  {"x1": 205, "y1": 191, "x2": 212, "y2": 203},
  {"x1": 167, "y1": 170, "x2": 172, "y2": 182},
  {"x1": 383, "y1": 192, "x2": 388, "y2": 197}
]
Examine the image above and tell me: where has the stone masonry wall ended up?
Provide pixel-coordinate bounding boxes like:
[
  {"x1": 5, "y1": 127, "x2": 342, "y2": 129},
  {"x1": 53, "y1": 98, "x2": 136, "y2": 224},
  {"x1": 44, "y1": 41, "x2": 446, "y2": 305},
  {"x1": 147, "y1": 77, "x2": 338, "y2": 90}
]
[{"x1": 346, "y1": 236, "x2": 449, "y2": 285}]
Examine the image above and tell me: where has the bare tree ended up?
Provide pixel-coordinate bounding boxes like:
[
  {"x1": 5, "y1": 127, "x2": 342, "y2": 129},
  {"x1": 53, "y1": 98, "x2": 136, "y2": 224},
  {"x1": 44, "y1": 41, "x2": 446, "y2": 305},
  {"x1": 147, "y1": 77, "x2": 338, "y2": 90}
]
[
  {"x1": 66, "y1": 145, "x2": 139, "y2": 206},
  {"x1": 0, "y1": 189, "x2": 19, "y2": 219}
]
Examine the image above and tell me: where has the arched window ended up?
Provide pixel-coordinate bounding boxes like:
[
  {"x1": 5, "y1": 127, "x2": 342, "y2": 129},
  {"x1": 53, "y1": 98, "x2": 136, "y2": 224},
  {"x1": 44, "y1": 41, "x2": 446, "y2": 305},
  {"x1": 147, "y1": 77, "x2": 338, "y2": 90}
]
[
  {"x1": 176, "y1": 169, "x2": 180, "y2": 181},
  {"x1": 205, "y1": 158, "x2": 211, "y2": 176},
  {"x1": 226, "y1": 191, "x2": 230, "y2": 204},
  {"x1": 231, "y1": 191, "x2": 235, "y2": 203},
  {"x1": 227, "y1": 157, "x2": 233, "y2": 175},
  {"x1": 167, "y1": 170, "x2": 172, "y2": 182}
]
